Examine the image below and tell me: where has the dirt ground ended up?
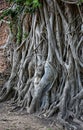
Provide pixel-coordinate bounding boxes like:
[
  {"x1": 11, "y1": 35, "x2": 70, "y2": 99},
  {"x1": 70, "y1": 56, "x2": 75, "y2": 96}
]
[{"x1": 0, "y1": 101, "x2": 64, "y2": 130}]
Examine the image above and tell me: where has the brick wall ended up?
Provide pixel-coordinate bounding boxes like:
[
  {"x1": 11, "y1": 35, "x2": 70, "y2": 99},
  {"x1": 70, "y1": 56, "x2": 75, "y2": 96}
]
[
  {"x1": 0, "y1": 0, "x2": 8, "y2": 10},
  {"x1": 0, "y1": 0, "x2": 9, "y2": 46},
  {"x1": 0, "y1": 1, "x2": 10, "y2": 75},
  {"x1": 0, "y1": 23, "x2": 8, "y2": 46}
]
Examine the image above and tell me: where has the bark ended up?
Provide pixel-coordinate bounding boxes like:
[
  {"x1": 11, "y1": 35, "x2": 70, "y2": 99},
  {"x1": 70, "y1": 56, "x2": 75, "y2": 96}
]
[{"x1": 0, "y1": 0, "x2": 83, "y2": 130}]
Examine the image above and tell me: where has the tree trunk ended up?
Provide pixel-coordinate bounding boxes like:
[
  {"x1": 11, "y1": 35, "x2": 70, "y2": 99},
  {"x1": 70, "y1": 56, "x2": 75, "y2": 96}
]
[{"x1": 0, "y1": 0, "x2": 83, "y2": 129}]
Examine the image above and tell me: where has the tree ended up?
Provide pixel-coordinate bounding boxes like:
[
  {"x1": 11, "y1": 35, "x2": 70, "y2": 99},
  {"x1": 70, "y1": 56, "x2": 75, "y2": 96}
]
[{"x1": 0, "y1": 0, "x2": 83, "y2": 129}]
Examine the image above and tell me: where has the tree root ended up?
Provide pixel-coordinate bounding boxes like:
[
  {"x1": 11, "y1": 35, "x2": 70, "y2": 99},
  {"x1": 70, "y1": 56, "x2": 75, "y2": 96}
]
[{"x1": 0, "y1": 1, "x2": 83, "y2": 130}]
